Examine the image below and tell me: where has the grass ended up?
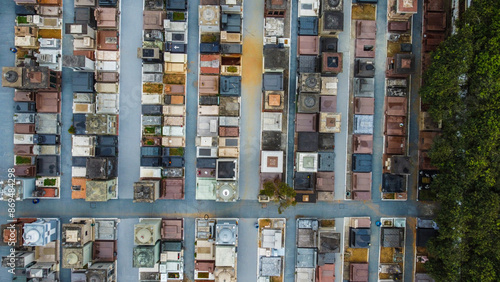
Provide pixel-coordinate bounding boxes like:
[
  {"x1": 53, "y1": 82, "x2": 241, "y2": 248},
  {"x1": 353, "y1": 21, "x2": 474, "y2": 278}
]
[
  {"x1": 387, "y1": 42, "x2": 401, "y2": 58},
  {"x1": 38, "y1": 29, "x2": 62, "y2": 39},
  {"x1": 144, "y1": 127, "x2": 156, "y2": 134},
  {"x1": 380, "y1": 247, "x2": 394, "y2": 263},
  {"x1": 418, "y1": 188, "x2": 438, "y2": 201},
  {"x1": 43, "y1": 179, "x2": 56, "y2": 186},
  {"x1": 15, "y1": 156, "x2": 32, "y2": 165},
  {"x1": 383, "y1": 193, "x2": 396, "y2": 200},
  {"x1": 143, "y1": 83, "x2": 163, "y2": 94},
  {"x1": 352, "y1": 4, "x2": 377, "y2": 20},
  {"x1": 169, "y1": 148, "x2": 184, "y2": 156},
  {"x1": 17, "y1": 16, "x2": 28, "y2": 24},
  {"x1": 226, "y1": 66, "x2": 238, "y2": 73},
  {"x1": 201, "y1": 33, "x2": 218, "y2": 43},
  {"x1": 320, "y1": 219, "x2": 335, "y2": 228},
  {"x1": 163, "y1": 74, "x2": 186, "y2": 84},
  {"x1": 345, "y1": 247, "x2": 368, "y2": 263},
  {"x1": 198, "y1": 273, "x2": 209, "y2": 279},
  {"x1": 172, "y1": 12, "x2": 185, "y2": 21}
]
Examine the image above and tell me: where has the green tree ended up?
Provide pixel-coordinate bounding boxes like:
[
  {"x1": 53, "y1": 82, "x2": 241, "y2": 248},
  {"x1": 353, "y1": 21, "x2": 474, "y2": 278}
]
[
  {"x1": 259, "y1": 179, "x2": 296, "y2": 214},
  {"x1": 420, "y1": 1, "x2": 500, "y2": 281}
]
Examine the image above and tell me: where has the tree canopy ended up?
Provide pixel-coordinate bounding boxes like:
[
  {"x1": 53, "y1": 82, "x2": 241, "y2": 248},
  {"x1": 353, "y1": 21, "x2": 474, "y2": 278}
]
[
  {"x1": 259, "y1": 179, "x2": 296, "y2": 214},
  {"x1": 420, "y1": 1, "x2": 500, "y2": 281}
]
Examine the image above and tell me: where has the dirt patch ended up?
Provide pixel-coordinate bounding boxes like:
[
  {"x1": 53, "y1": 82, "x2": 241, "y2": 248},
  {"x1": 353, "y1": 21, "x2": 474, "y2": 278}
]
[
  {"x1": 320, "y1": 219, "x2": 335, "y2": 227},
  {"x1": 242, "y1": 36, "x2": 263, "y2": 88},
  {"x1": 38, "y1": 29, "x2": 62, "y2": 39},
  {"x1": 143, "y1": 83, "x2": 163, "y2": 94},
  {"x1": 163, "y1": 74, "x2": 185, "y2": 85},
  {"x1": 352, "y1": 4, "x2": 377, "y2": 21},
  {"x1": 387, "y1": 42, "x2": 401, "y2": 57},
  {"x1": 380, "y1": 246, "x2": 394, "y2": 263},
  {"x1": 345, "y1": 247, "x2": 368, "y2": 263}
]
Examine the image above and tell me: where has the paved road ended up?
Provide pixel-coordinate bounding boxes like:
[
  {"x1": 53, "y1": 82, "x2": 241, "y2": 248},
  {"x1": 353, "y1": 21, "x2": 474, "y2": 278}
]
[
  {"x1": 0, "y1": 0, "x2": 433, "y2": 281},
  {"x1": 240, "y1": 0, "x2": 264, "y2": 200}
]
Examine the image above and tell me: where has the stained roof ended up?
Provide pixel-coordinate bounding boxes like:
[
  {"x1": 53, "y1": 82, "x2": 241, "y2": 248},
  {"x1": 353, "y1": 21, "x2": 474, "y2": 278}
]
[
  {"x1": 356, "y1": 20, "x2": 376, "y2": 39},
  {"x1": 353, "y1": 134, "x2": 373, "y2": 154},
  {"x1": 316, "y1": 172, "x2": 334, "y2": 191},
  {"x1": 381, "y1": 227, "x2": 404, "y2": 247},
  {"x1": 297, "y1": 132, "x2": 319, "y2": 152}
]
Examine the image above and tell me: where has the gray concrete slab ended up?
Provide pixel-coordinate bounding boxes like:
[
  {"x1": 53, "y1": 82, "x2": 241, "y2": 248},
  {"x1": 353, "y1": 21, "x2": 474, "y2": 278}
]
[
  {"x1": 184, "y1": 0, "x2": 200, "y2": 204},
  {"x1": 118, "y1": 0, "x2": 143, "y2": 199},
  {"x1": 240, "y1": 0, "x2": 264, "y2": 200}
]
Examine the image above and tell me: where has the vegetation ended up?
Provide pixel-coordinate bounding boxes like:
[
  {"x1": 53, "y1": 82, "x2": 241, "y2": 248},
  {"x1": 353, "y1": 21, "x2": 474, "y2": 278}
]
[
  {"x1": 16, "y1": 16, "x2": 28, "y2": 24},
  {"x1": 144, "y1": 127, "x2": 156, "y2": 134},
  {"x1": 169, "y1": 147, "x2": 184, "y2": 156},
  {"x1": 259, "y1": 179, "x2": 296, "y2": 214},
  {"x1": 419, "y1": 1, "x2": 500, "y2": 281},
  {"x1": 163, "y1": 74, "x2": 186, "y2": 85},
  {"x1": 142, "y1": 83, "x2": 163, "y2": 94},
  {"x1": 15, "y1": 156, "x2": 31, "y2": 165},
  {"x1": 226, "y1": 66, "x2": 238, "y2": 73},
  {"x1": 68, "y1": 125, "x2": 76, "y2": 134},
  {"x1": 201, "y1": 33, "x2": 218, "y2": 43},
  {"x1": 43, "y1": 179, "x2": 56, "y2": 186},
  {"x1": 172, "y1": 12, "x2": 185, "y2": 21}
]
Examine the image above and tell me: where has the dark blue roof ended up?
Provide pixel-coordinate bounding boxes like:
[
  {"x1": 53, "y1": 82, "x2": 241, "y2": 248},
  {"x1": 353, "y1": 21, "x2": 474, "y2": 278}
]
[
  {"x1": 36, "y1": 155, "x2": 60, "y2": 176},
  {"x1": 15, "y1": 5, "x2": 36, "y2": 16},
  {"x1": 196, "y1": 158, "x2": 217, "y2": 169},
  {"x1": 294, "y1": 172, "x2": 315, "y2": 190},
  {"x1": 352, "y1": 154, "x2": 372, "y2": 172},
  {"x1": 200, "y1": 43, "x2": 220, "y2": 54},
  {"x1": 318, "y1": 152, "x2": 335, "y2": 172},
  {"x1": 141, "y1": 157, "x2": 161, "y2": 167},
  {"x1": 350, "y1": 228, "x2": 371, "y2": 248},
  {"x1": 95, "y1": 146, "x2": 117, "y2": 157},
  {"x1": 220, "y1": 76, "x2": 241, "y2": 96},
  {"x1": 72, "y1": 72, "x2": 94, "y2": 93},
  {"x1": 382, "y1": 173, "x2": 406, "y2": 193},
  {"x1": 99, "y1": 0, "x2": 118, "y2": 7},
  {"x1": 163, "y1": 157, "x2": 185, "y2": 168},
  {"x1": 73, "y1": 114, "x2": 87, "y2": 135},
  {"x1": 221, "y1": 13, "x2": 242, "y2": 33},
  {"x1": 96, "y1": 136, "x2": 118, "y2": 147},
  {"x1": 72, "y1": 157, "x2": 88, "y2": 167},
  {"x1": 166, "y1": 42, "x2": 186, "y2": 53},
  {"x1": 263, "y1": 73, "x2": 284, "y2": 91},
  {"x1": 141, "y1": 147, "x2": 162, "y2": 157},
  {"x1": 166, "y1": 0, "x2": 187, "y2": 10},
  {"x1": 298, "y1": 17, "x2": 318, "y2": 36}
]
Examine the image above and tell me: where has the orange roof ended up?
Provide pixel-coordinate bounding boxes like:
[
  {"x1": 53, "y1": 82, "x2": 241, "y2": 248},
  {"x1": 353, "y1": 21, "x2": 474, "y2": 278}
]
[
  {"x1": 268, "y1": 94, "x2": 281, "y2": 106},
  {"x1": 71, "y1": 178, "x2": 87, "y2": 199},
  {"x1": 170, "y1": 95, "x2": 185, "y2": 105},
  {"x1": 38, "y1": 0, "x2": 62, "y2": 5}
]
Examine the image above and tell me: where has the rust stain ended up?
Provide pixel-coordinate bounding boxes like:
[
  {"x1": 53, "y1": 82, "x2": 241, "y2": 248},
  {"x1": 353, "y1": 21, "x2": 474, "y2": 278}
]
[{"x1": 242, "y1": 35, "x2": 263, "y2": 88}]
